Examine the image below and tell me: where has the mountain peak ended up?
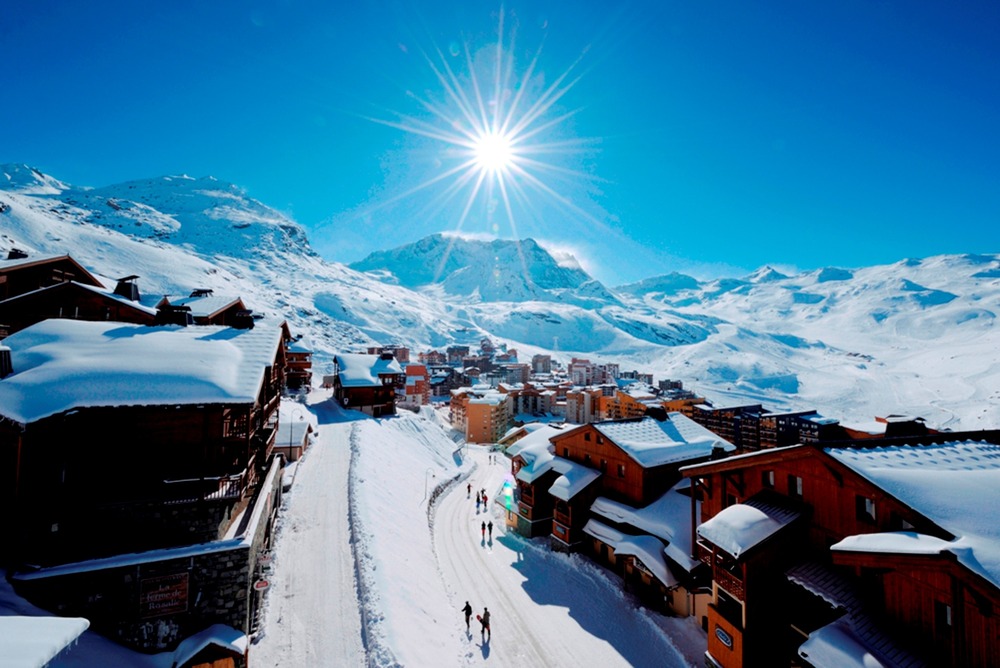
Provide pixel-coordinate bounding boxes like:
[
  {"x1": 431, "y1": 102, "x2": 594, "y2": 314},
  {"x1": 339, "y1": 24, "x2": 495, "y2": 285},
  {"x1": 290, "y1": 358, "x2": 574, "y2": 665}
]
[
  {"x1": 1, "y1": 164, "x2": 70, "y2": 194},
  {"x1": 349, "y1": 234, "x2": 601, "y2": 303}
]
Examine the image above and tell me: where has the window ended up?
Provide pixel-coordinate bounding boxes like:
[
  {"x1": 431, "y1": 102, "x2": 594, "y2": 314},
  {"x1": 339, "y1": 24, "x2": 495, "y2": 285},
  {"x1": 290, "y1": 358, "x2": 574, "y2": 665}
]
[
  {"x1": 935, "y1": 601, "x2": 952, "y2": 633},
  {"x1": 856, "y1": 495, "x2": 877, "y2": 523},
  {"x1": 585, "y1": 432, "x2": 591, "y2": 441},
  {"x1": 584, "y1": 454, "x2": 592, "y2": 466},
  {"x1": 563, "y1": 447, "x2": 569, "y2": 457},
  {"x1": 762, "y1": 470, "x2": 775, "y2": 488},
  {"x1": 788, "y1": 474, "x2": 803, "y2": 499},
  {"x1": 618, "y1": 464, "x2": 626, "y2": 478},
  {"x1": 600, "y1": 458, "x2": 607, "y2": 473},
  {"x1": 597, "y1": 435, "x2": 604, "y2": 444}
]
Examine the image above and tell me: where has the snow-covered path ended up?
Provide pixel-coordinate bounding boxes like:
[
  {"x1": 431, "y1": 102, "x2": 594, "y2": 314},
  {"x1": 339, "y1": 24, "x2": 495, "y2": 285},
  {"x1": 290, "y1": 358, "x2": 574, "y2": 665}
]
[
  {"x1": 434, "y1": 446, "x2": 692, "y2": 667},
  {"x1": 252, "y1": 396, "x2": 365, "y2": 667}
]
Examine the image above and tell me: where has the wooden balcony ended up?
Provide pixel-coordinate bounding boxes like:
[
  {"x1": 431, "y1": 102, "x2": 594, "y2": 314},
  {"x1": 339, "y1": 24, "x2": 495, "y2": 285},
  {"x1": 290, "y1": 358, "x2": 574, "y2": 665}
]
[
  {"x1": 554, "y1": 508, "x2": 571, "y2": 526},
  {"x1": 163, "y1": 467, "x2": 250, "y2": 504},
  {"x1": 714, "y1": 564, "x2": 745, "y2": 601}
]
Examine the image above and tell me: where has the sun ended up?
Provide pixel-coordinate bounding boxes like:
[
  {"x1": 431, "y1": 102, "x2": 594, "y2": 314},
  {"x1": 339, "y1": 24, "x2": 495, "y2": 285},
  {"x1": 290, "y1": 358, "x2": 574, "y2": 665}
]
[
  {"x1": 358, "y1": 6, "x2": 606, "y2": 278},
  {"x1": 472, "y1": 130, "x2": 515, "y2": 174}
]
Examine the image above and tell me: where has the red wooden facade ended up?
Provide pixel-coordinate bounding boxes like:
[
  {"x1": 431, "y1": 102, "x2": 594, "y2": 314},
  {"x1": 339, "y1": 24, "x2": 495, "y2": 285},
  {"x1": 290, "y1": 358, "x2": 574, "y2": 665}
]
[
  {"x1": 0, "y1": 254, "x2": 103, "y2": 301},
  {"x1": 0, "y1": 281, "x2": 155, "y2": 334},
  {"x1": 683, "y1": 440, "x2": 1000, "y2": 668}
]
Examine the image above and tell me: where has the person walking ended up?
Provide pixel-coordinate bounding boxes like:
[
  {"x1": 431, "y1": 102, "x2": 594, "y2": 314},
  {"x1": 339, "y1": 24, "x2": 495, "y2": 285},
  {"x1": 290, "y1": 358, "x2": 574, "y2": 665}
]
[
  {"x1": 480, "y1": 607, "x2": 491, "y2": 640},
  {"x1": 482, "y1": 492, "x2": 488, "y2": 506},
  {"x1": 461, "y1": 601, "x2": 473, "y2": 631},
  {"x1": 487, "y1": 521, "x2": 493, "y2": 540},
  {"x1": 467, "y1": 482, "x2": 472, "y2": 496},
  {"x1": 481, "y1": 521, "x2": 486, "y2": 539}
]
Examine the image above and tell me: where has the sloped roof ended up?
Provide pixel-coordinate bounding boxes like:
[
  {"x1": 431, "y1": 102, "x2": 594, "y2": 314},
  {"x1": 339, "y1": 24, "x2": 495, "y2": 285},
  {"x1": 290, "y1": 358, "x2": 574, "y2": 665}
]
[
  {"x1": 0, "y1": 616, "x2": 89, "y2": 667},
  {"x1": 590, "y1": 480, "x2": 701, "y2": 572},
  {"x1": 549, "y1": 458, "x2": 601, "y2": 501},
  {"x1": 0, "y1": 319, "x2": 283, "y2": 423},
  {"x1": 698, "y1": 494, "x2": 801, "y2": 559},
  {"x1": 0, "y1": 280, "x2": 157, "y2": 316},
  {"x1": 170, "y1": 623, "x2": 247, "y2": 667},
  {"x1": 334, "y1": 353, "x2": 403, "y2": 387},
  {"x1": 591, "y1": 415, "x2": 734, "y2": 468},
  {"x1": 827, "y1": 441, "x2": 1000, "y2": 589},
  {"x1": 166, "y1": 293, "x2": 245, "y2": 318},
  {"x1": 787, "y1": 561, "x2": 925, "y2": 668},
  {"x1": 0, "y1": 254, "x2": 103, "y2": 287},
  {"x1": 583, "y1": 519, "x2": 677, "y2": 588}
]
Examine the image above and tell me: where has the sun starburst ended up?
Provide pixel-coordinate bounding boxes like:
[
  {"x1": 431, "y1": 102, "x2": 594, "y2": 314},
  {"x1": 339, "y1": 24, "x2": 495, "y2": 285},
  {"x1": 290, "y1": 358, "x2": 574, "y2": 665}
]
[{"x1": 359, "y1": 9, "x2": 606, "y2": 283}]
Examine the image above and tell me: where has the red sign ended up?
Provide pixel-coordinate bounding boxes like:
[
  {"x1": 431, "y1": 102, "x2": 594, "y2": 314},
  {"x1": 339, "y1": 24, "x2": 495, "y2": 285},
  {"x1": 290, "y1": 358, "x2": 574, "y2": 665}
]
[{"x1": 139, "y1": 573, "x2": 189, "y2": 618}]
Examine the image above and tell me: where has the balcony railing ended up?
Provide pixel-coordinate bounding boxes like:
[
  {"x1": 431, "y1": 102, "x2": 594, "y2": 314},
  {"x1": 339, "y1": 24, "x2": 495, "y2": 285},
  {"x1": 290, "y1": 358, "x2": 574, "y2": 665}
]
[
  {"x1": 163, "y1": 467, "x2": 250, "y2": 504},
  {"x1": 714, "y1": 565, "x2": 745, "y2": 601},
  {"x1": 554, "y1": 508, "x2": 571, "y2": 526}
]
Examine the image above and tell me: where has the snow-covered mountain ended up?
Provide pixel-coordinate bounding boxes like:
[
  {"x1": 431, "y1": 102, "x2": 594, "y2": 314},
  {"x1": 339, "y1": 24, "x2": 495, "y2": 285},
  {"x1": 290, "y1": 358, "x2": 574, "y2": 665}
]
[
  {"x1": 2, "y1": 163, "x2": 999, "y2": 430},
  {"x1": 350, "y1": 233, "x2": 618, "y2": 307}
]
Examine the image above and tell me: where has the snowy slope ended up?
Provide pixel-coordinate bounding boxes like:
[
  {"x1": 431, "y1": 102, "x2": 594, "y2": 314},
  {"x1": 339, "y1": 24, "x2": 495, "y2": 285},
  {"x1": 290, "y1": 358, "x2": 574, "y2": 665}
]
[{"x1": 2, "y1": 164, "x2": 998, "y2": 430}]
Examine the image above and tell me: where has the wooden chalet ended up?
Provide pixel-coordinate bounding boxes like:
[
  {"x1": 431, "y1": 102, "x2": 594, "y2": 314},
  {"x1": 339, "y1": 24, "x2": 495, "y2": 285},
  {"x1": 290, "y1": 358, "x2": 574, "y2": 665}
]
[
  {"x1": 156, "y1": 290, "x2": 251, "y2": 327},
  {"x1": 0, "y1": 252, "x2": 104, "y2": 302},
  {"x1": 0, "y1": 277, "x2": 156, "y2": 335},
  {"x1": 682, "y1": 432, "x2": 1000, "y2": 668},
  {"x1": 0, "y1": 319, "x2": 286, "y2": 564},
  {"x1": 0, "y1": 319, "x2": 287, "y2": 653},
  {"x1": 332, "y1": 352, "x2": 403, "y2": 417},
  {"x1": 284, "y1": 335, "x2": 313, "y2": 390}
]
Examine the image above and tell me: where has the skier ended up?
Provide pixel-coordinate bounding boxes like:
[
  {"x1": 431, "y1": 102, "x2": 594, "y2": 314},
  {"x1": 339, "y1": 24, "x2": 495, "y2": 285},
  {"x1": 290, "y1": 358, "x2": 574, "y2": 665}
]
[
  {"x1": 481, "y1": 521, "x2": 486, "y2": 539},
  {"x1": 483, "y1": 492, "x2": 488, "y2": 506},
  {"x1": 461, "y1": 601, "x2": 473, "y2": 631},
  {"x1": 467, "y1": 482, "x2": 472, "y2": 496},
  {"x1": 480, "y1": 607, "x2": 491, "y2": 640},
  {"x1": 487, "y1": 521, "x2": 493, "y2": 540},
  {"x1": 476, "y1": 490, "x2": 481, "y2": 504}
]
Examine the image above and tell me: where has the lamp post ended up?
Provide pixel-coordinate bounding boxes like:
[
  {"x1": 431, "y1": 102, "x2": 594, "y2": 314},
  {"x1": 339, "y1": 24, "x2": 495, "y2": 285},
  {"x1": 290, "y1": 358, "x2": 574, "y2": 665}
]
[{"x1": 422, "y1": 467, "x2": 435, "y2": 504}]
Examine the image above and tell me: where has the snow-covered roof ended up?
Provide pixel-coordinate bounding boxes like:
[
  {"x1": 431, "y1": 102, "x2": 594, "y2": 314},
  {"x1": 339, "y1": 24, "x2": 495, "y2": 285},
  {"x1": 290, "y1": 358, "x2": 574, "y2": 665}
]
[
  {"x1": 549, "y1": 458, "x2": 601, "y2": 501},
  {"x1": 276, "y1": 418, "x2": 311, "y2": 445},
  {"x1": 514, "y1": 439, "x2": 557, "y2": 485},
  {"x1": 697, "y1": 495, "x2": 801, "y2": 559},
  {"x1": 287, "y1": 337, "x2": 312, "y2": 354},
  {"x1": 583, "y1": 519, "x2": 677, "y2": 588},
  {"x1": 0, "y1": 319, "x2": 284, "y2": 424},
  {"x1": 590, "y1": 481, "x2": 700, "y2": 572},
  {"x1": 832, "y1": 532, "x2": 952, "y2": 556},
  {"x1": 168, "y1": 293, "x2": 244, "y2": 318},
  {"x1": 507, "y1": 424, "x2": 563, "y2": 458},
  {"x1": 334, "y1": 353, "x2": 403, "y2": 387},
  {"x1": 170, "y1": 623, "x2": 247, "y2": 667},
  {"x1": 798, "y1": 619, "x2": 891, "y2": 668},
  {"x1": 827, "y1": 441, "x2": 1000, "y2": 588},
  {"x1": 786, "y1": 561, "x2": 925, "y2": 668},
  {"x1": 0, "y1": 253, "x2": 79, "y2": 273},
  {"x1": 592, "y1": 415, "x2": 734, "y2": 468},
  {"x1": 0, "y1": 616, "x2": 89, "y2": 666}
]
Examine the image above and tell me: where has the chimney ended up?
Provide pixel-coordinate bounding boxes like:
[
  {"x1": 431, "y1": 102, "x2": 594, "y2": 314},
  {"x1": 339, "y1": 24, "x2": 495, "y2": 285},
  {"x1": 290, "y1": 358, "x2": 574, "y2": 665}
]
[
  {"x1": 0, "y1": 344, "x2": 12, "y2": 378},
  {"x1": 113, "y1": 275, "x2": 141, "y2": 302},
  {"x1": 6, "y1": 248, "x2": 28, "y2": 260}
]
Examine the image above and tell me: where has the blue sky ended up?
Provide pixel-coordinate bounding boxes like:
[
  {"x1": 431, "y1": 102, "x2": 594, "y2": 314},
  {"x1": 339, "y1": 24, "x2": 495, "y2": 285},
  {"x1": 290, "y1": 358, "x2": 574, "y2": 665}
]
[{"x1": 2, "y1": 1, "x2": 998, "y2": 285}]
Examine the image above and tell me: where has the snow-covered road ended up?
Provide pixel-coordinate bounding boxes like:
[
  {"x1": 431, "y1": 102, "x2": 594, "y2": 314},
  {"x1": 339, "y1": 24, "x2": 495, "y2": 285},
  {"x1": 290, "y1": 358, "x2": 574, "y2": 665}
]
[
  {"x1": 254, "y1": 398, "x2": 697, "y2": 667},
  {"x1": 435, "y1": 447, "x2": 691, "y2": 667},
  {"x1": 252, "y1": 397, "x2": 365, "y2": 667}
]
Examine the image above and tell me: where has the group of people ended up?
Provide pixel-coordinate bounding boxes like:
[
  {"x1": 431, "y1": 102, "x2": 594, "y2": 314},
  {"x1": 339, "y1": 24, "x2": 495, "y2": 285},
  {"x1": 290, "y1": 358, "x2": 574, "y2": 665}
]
[
  {"x1": 461, "y1": 601, "x2": 491, "y2": 640},
  {"x1": 469, "y1": 484, "x2": 489, "y2": 510}
]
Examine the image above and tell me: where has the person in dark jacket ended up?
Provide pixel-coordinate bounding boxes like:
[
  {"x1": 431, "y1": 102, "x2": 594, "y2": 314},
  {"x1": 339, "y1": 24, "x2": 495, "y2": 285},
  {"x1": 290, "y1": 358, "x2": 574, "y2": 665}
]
[
  {"x1": 480, "y1": 607, "x2": 491, "y2": 639},
  {"x1": 461, "y1": 601, "x2": 473, "y2": 630}
]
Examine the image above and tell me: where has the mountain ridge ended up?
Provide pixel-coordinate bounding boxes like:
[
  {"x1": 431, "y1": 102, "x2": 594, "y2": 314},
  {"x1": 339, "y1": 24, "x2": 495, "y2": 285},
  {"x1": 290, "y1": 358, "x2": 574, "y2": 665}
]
[{"x1": 2, "y1": 163, "x2": 999, "y2": 431}]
